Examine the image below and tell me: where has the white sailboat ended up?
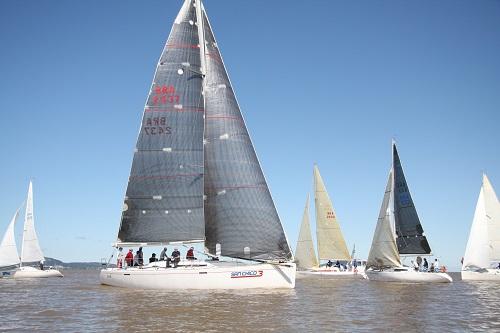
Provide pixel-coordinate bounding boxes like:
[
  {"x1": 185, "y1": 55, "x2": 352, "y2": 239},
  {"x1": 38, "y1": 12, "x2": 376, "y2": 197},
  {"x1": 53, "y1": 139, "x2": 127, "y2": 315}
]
[
  {"x1": 461, "y1": 174, "x2": 500, "y2": 281},
  {"x1": 0, "y1": 182, "x2": 63, "y2": 278},
  {"x1": 295, "y1": 166, "x2": 365, "y2": 278},
  {"x1": 99, "y1": 0, "x2": 295, "y2": 290},
  {"x1": 365, "y1": 143, "x2": 452, "y2": 283}
]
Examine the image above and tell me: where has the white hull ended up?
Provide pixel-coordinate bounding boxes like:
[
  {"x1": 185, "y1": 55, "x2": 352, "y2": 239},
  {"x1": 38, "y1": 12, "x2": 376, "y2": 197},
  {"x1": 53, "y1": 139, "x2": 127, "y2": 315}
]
[
  {"x1": 366, "y1": 270, "x2": 452, "y2": 283},
  {"x1": 100, "y1": 261, "x2": 296, "y2": 290},
  {"x1": 13, "y1": 266, "x2": 63, "y2": 278},
  {"x1": 298, "y1": 267, "x2": 366, "y2": 279},
  {"x1": 462, "y1": 269, "x2": 500, "y2": 281}
]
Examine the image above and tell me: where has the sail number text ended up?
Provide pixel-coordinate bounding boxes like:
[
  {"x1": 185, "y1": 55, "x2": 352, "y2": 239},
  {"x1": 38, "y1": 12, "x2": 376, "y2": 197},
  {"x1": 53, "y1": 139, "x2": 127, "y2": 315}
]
[
  {"x1": 143, "y1": 117, "x2": 172, "y2": 135},
  {"x1": 152, "y1": 85, "x2": 180, "y2": 105}
]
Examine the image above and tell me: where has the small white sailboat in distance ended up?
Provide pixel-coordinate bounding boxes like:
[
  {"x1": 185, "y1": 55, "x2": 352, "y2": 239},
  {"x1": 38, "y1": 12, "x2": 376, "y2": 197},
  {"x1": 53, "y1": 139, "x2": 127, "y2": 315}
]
[
  {"x1": 295, "y1": 166, "x2": 365, "y2": 278},
  {"x1": 11, "y1": 181, "x2": 63, "y2": 278},
  {"x1": 462, "y1": 174, "x2": 500, "y2": 281},
  {"x1": 100, "y1": 0, "x2": 295, "y2": 289},
  {"x1": 365, "y1": 142, "x2": 452, "y2": 283}
]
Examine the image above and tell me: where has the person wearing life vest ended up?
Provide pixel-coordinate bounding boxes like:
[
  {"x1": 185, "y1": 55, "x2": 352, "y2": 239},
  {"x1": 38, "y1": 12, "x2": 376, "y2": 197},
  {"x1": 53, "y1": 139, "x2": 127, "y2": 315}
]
[
  {"x1": 125, "y1": 249, "x2": 134, "y2": 267},
  {"x1": 186, "y1": 247, "x2": 196, "y2": 260}
]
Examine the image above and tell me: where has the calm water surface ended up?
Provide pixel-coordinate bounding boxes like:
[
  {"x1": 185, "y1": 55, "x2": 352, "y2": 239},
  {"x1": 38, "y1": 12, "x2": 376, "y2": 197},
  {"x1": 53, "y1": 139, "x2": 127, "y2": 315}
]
[{"x1": 0, "y1": 270, "x2": 499, "y2": 332}]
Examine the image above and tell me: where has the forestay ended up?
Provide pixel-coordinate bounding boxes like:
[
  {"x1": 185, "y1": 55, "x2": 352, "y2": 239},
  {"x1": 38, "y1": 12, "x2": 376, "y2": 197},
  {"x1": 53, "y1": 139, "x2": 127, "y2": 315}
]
[
  {"x1": 392, "y1": 144, "x2": 431, "y2": 255},
  {"x1": 118, "y1": 0, "x2": 205, "y2": 244},
  {"x1": 21, "y1": 182, "x2": 44, "y2": 263},
  {"x1": 366, "y1": 170, "x2": 402, "y2": 269},
  {"x1": 314, "y1": 165, "x2": 350, "y2": 260},
  {"x1": 201, "y1": 3, "x2": 291, "y2": 260},
  {"x1": 295, "y1": 195, "x2": 318, "y2": 269},
  {"x1": 0, "y1": 208, "x2": 21, "y2": 267}
]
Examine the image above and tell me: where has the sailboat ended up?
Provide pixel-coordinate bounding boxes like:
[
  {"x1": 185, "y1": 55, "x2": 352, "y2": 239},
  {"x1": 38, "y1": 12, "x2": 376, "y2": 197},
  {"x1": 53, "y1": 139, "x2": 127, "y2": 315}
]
[
  {"x1": 365, "y1": 143, "x2": 452, "y2": 283},
  {"x1": 99, "y1": 0, "x2": 295, "y2": 289},
  {"x1": 295, "y1": 165, "x2": 365, "y2": 278},
  {"x1": 462, "y1": 174, "x2": 500, "y2": 281},
  {"x1": 0, "y1": 182, "x2": 63, "y2": 278}
]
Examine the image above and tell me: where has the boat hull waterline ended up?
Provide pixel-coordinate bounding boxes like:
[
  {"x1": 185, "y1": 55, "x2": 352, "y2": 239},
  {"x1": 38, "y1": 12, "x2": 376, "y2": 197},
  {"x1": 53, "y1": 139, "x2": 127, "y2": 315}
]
[
  {"x1": 13, "y1": 266, "x2": 63, "y2": 278},
  {"x1": 461, "y1": 269, "x2": 500, "y2": 281},
  {"x1": 298, "y1": 268, "x2": 366, "y2": 279},
  {"x1": 366, "y1": 270, "x2": 452, "y2": 283},
  {"x1": 100, "y1": 262, "x2": 296, "y2": 289}
]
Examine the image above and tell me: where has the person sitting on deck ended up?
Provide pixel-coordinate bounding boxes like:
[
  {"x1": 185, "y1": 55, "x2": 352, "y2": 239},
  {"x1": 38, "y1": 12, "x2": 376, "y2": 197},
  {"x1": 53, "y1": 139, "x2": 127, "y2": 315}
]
[
  {"x1": 326, "y1": 260, "x2": 333, "y2": 268},
  {"x1": 186, "y1": 247, "x2": 197, "y2": 260},
  {"x1": 335, "y1": 260, "x2": 341, "y2": 269},
  {"x1": 423, "y1": 258, "x2": 429, "y2": 272},
  {"x1": 171, "y1": 248, "x2": 181, "y2": 268},
  {"x1": 133, "y1": 251, "x2": 140, "y2": 266},
  {"x1": 434, "y1": 259, "x2": 440, "y2": 272},
  {"x1": 39, "y1": 259, "x2": 44, "y2": 271},
  {"x1": 429, "y1": 262, "x2": 435, "y2": 273},
  {"x1": 138, "y1": 247, "x2": 144, "y2": 266},
  {"x1": 125, "y1": 249, "x2": 134, "y2": 267},
  {"x1": 159, "y1": 247, "x2": 171, "y2": 268},
  {"x1": 412, "y1": 260, "x2": 419, "y2": 272},
  {"x1": 149, "y1": 253, "x2": 158, "y2": 263}
]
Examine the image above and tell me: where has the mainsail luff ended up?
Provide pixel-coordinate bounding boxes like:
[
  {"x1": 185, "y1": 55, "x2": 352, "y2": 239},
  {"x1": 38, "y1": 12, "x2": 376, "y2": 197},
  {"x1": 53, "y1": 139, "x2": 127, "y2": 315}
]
[
  {"x1": 201, "y1": 3, "x2": 291, "y2": 260},
  {"x1": 0, "y1": 208, "x2": 21, "y2": 267},
  {"x1": 20, "y1": 181, "x2": 44, "y2": 264},
  {"x1": 118, "y1": 0, "x2": 205, "y2": 244},
  {"x1": 366, "y1": 170, "x2": 402, "y2": 269},
  {"x1": 313, "y1": 165, "x2": 351, "y2": 260},
  {"x1": 295, "y1": 195, "x2": 318, "y2": 269},
  {"x1": 392, "y1": 144, "x2": 431, "y2": 255}
]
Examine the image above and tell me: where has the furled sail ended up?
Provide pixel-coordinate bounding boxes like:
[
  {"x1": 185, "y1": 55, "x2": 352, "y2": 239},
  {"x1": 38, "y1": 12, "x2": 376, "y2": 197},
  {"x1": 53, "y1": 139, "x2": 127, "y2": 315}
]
[
  {"x1": 463, "y1": 175, "x2": 500, "y2": 270},
  {"x1": 392, "y1": 144, "x2": 431, "y2": 255},
  {"x1": 295, "y1": 195, "x2": 318, "y2": 269},
  {"x1": 118, "y1": 0, "x2": 205, "y2": 244},
  {"x1": 314, "y1": 165, "x2": 350, "y2": 260},
  {"x1": 201, "y1": 3, "x2": 291, "y2": 260},
  {"x1": 0, "y1": 208, "x2": 21, "y2": 268},
  {"x1": 366, "y1": 170, "x2": 402, "y2": 270},
  {"x1": 21, "y1": 181, "x2": 44, "y2": 263}
]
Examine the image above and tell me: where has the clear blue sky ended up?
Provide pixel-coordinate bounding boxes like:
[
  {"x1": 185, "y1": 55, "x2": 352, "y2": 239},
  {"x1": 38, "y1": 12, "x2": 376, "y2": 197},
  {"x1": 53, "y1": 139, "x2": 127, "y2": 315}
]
[{"x1": 1, "y1": 1, "x2": 499, "y2": 270}]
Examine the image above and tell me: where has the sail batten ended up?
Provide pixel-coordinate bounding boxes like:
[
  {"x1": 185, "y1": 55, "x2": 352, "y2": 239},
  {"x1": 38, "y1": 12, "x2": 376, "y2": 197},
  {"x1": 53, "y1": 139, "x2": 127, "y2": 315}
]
[
  {"x1": 314, "y1": 166, "x2": 350, "y2": 261},
  {"x1": 295, "y1": 195, "x2": 319, "y2": 269}
]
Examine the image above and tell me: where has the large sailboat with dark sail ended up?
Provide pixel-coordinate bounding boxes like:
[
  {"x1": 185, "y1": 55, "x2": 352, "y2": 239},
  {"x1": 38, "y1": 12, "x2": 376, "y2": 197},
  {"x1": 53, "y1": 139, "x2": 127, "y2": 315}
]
[
  {"x1": 99, "y1": 0, "x2": 295, "y2": 289},
  {"x1": 365, "y1": 142, "x2": 452, "y2": 283},
  {"x1": 295, "y1": 165, "x2": 365, "y2": 278}
]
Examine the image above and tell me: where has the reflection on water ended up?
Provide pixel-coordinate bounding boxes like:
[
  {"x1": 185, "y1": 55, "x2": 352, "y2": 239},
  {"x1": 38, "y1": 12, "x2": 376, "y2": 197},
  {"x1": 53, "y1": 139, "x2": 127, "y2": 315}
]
[{"x1": 1, "y1": 271, "x2": 500, "y2": 332}]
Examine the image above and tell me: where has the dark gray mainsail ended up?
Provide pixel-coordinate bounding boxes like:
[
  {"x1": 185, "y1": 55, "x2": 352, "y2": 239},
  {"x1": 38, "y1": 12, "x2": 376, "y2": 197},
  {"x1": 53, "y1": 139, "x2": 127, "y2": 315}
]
[
  {"x1": 201, "y1": 5, "x2": 292, "y2": 260},
  {"x1": 392, "y1": 144, "x2": 431, "y2": 255},
  {"x1": 118, "y1": 1, "x2": 205, "y2": 243}
]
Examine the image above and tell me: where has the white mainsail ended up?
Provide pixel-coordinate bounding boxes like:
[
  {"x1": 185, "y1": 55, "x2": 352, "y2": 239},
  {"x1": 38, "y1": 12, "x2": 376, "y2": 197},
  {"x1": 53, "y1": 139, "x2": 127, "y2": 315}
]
[
  {"x1": 366, "y1": 170, "x2": 402, "y2": 269},
  {"x1": 0, "y1": 208, "x2": 21, "y2": 267},
  {"x1": 295, "y1": 195, "x2": 318, "y2": 269},
  {"x1": 314, "y1": 165, "x2": 350, "y2": 260},
  {"x1": 463, "y1": 174, "x2": 500, "y2": 270},
  {"x1": 20, "y1": 181, "x2": 44, "y2": 264}
]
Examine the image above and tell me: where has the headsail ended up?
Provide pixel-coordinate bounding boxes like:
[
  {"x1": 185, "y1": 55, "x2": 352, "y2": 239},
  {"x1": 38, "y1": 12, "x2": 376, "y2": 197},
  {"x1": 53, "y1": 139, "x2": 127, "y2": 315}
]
[
  {"x1": 21, "y1": 181, "x2": 44, "y2": 263},
  {"x1": 366, "y1": 170, "x2": 402, "y2": 270},
  {"x1": 392, "y1": 144, "x2": 431, "y2": 255},
  {"x1": 295, "y1": 195, "x2": 318, "y2": 269},
  {"x1": 0, "y1": 208, "x2": 21, "y2": 267},
  {"x1": 202, "y1": 3, "x2": 291, "y2": 260},
  {"x1": 314, "y1": 165, "x2": 350, "y2": 260},
  {"x1": 118, "y1": 0, "x2": 205, "y2": 244},
  {"x1": 463, "y1": 174, "x2": 500, "y2": 270}
]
